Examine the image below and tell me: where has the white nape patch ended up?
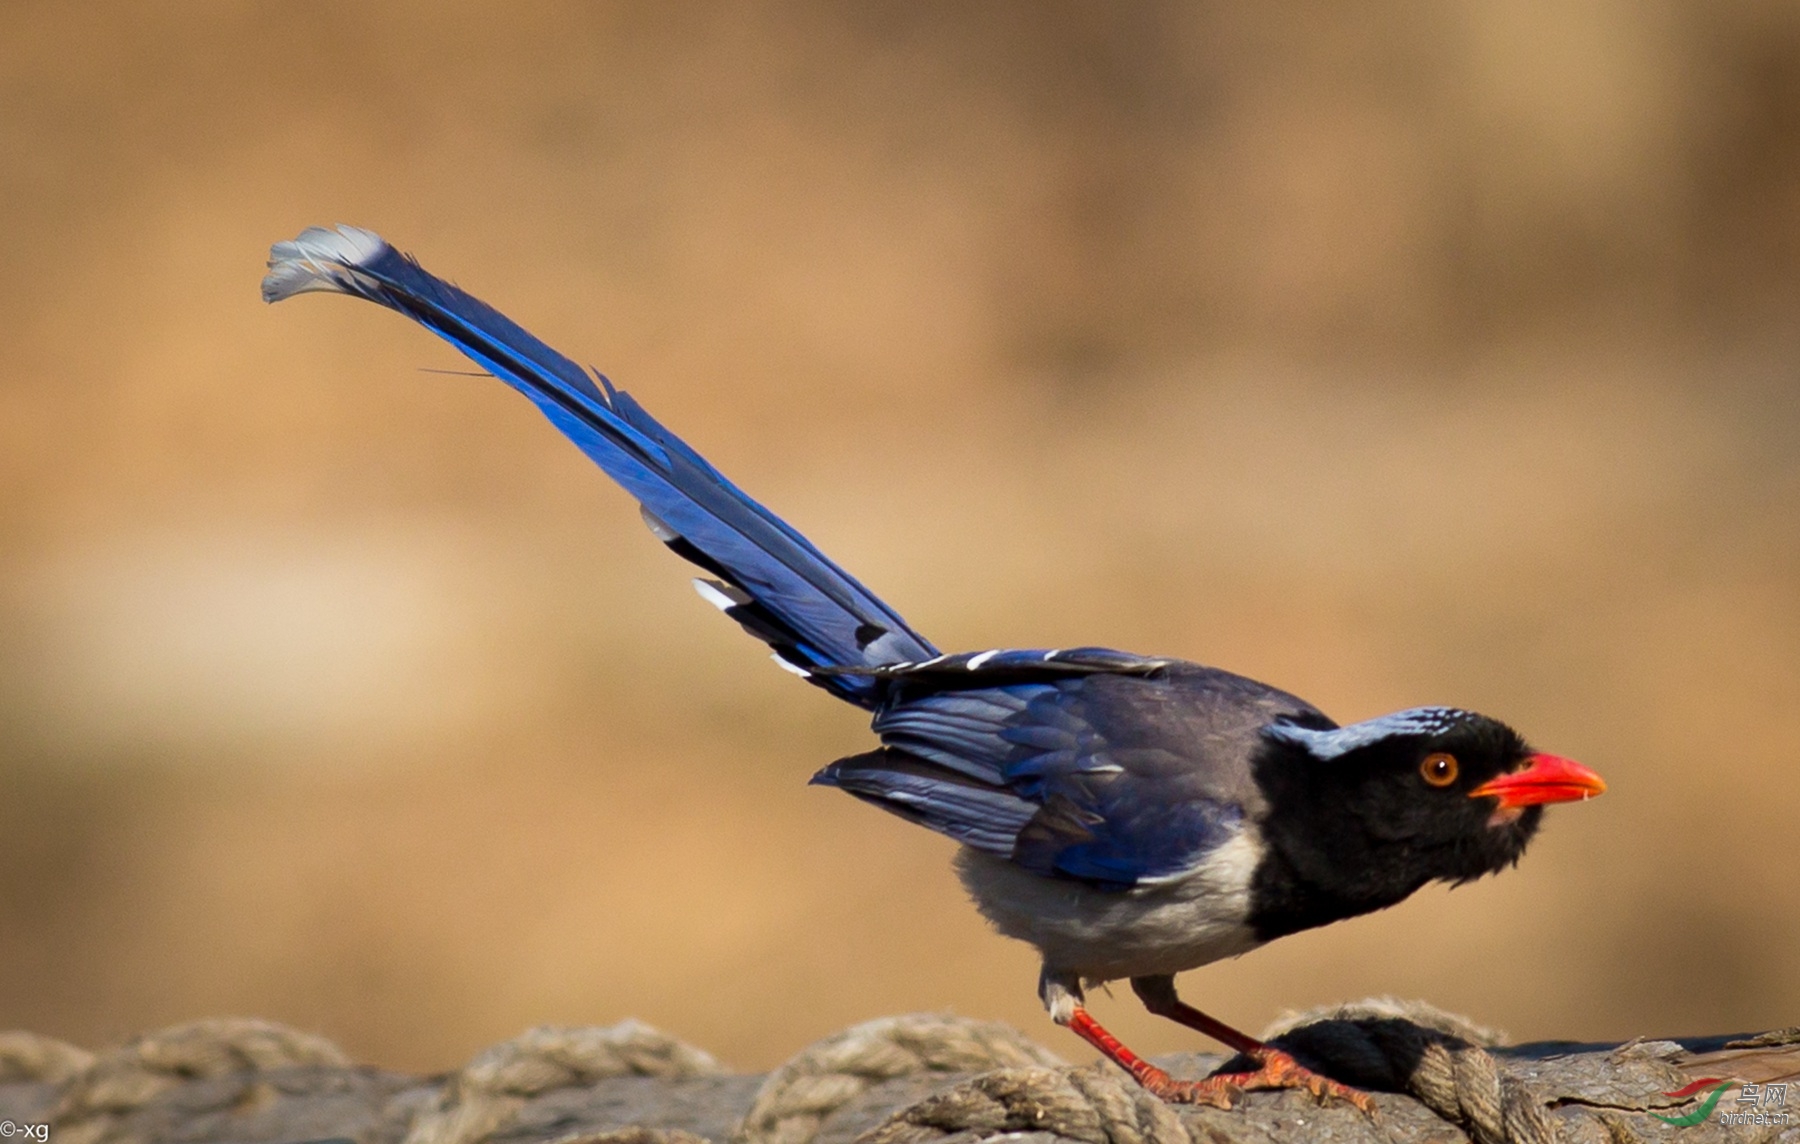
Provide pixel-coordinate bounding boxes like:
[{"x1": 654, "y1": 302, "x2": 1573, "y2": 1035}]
[
  {"x1": 1265, "y1": 706, "x2": 1473, "y2": 761},
  {"x1": 966, "y1": 649, "x2": 1000, "y2": 670},
  {"x1": 640, "y1": 506, "x2": 679, "y2": 542},
  {"x1": 261, "y1": 225, "x2": 388, "y2": 302},
  {"x1": 956, "y1": 829, "x2": 1266, "y2": 986},
  {"x1": 691, "y1": 578, "x2": 751, "y2": 612},
  {"x1": 770, "y1": 653, "x2": 811, "y2": 678},
  {"x1": 1042, "y1": 649, "x2": 1061, "y2": 661}
]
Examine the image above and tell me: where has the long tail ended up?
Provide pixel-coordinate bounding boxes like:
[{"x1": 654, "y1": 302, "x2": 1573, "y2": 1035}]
[{"x1": 263, "y1": 225, "x2": 937, "y2": 707}]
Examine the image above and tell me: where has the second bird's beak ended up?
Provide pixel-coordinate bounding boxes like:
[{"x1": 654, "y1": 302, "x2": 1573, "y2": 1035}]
[{"x1": 1469, "y1": 753, "x2": 1607, "y2": 809}]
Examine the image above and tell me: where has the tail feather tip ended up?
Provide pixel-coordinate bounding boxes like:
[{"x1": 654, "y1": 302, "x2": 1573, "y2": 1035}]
[{"x1": 262, "y1": 224, "x2": 389, "y2": 304}]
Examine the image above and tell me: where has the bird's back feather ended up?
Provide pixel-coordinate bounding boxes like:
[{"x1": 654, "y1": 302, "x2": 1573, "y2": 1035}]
[{"x1": 817, "y1": 660, "x2": 1324, "y2": 889}]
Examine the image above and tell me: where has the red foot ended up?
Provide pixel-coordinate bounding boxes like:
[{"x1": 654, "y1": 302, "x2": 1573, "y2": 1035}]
[
  {"x1": 1066, "y1": 1008, "x2": 1376, "y2": 1115},
  {"x1": 1201, "y1": 1046, "x2": 1378, "y2": 1114}
]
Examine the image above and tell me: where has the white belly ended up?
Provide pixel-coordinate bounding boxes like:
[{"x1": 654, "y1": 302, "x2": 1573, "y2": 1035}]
[{"x1": 953, "y1": 829, "x2": 1266, "y2": 984}]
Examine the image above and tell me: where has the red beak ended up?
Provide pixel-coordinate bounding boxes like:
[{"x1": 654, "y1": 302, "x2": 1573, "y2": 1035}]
[{"x1": 1469, "y1": 753, "x2": 1607, "y2": 809}]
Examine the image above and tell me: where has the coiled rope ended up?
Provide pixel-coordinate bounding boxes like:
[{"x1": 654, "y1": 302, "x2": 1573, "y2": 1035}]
[
  {"x1": 49, "y1": 1017, "x2": 350, "y2": 1144},
  {"x1": 12, "y1": 1002, "x2": 1728, "y2": 1144},
  {"x1": 0, "y1": 1031, "x2": 94, "y2": 1086},
  {"x1": 1262, "y1": 999, "x2": 1556, "y2": 1144},
  {"x1": 858, "y1": 1062, "x2": 1188, "y2": 1144},
  {"x1": 735, "y1": 1013, "x2": 1065, "y2": 1144},
  {"x1": 404, "y1": 1021, "x2": 724, "y2": 1144},
  {"x1": 839, "y1": 1002, "x2": 1558, "y2": 1144}
]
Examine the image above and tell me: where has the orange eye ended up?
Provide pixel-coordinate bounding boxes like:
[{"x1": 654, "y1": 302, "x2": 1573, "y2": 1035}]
[{"x1": 1420, "y1": 752, "x2": 1458, "y2": 787}]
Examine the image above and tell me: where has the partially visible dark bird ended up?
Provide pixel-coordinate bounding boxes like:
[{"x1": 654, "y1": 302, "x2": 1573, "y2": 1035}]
[{"x1": 263, "y1": 226, "x2": 1606, "y2": 1111}]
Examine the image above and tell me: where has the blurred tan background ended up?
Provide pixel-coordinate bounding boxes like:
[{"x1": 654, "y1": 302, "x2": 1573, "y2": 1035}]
[{"x1": 1, "y1": 1, "x2": 1796, "y2": 1074}]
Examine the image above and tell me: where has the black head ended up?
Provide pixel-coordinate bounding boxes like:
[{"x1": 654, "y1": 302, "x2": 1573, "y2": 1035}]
[{"x1": 1246, "y1": 707, "x2": 1605, "y2": 941}]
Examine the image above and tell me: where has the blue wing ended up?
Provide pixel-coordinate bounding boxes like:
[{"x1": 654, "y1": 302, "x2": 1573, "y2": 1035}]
[
  {"x1": 815, "y1": 653, "x2": 1319, "y2": 889},
  {"x1": 263, "y1": 226, "x2": 936, "y2": 706}
]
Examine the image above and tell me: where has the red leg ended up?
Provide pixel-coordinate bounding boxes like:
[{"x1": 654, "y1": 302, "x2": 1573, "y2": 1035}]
[
  {"x1": 1131, "y1": 978, "x2": 1266, "y2": 1056},
  {"x1": 1067, "y1": 1005, "x2": 1235, "y2": 1108},
  {"x1": 1064, "y1": 982, "x2": 1379, "y2": 1116}
]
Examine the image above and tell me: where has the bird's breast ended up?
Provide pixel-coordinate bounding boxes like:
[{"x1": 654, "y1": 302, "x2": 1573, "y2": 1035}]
[{"x1": 953, "y1": 828, "x2": 1268, "y2": 983}]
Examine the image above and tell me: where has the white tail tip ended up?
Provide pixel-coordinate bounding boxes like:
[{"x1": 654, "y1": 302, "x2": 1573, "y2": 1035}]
[
  {"x1": 692, "y1": 578, "x2": 752, "y2": 613},
  {"x1": 770, "y1": 653, "x2": 812, "y2": 679},
  {"x1": 262, "y1": 225, "x2": 389, "y2": 303}
]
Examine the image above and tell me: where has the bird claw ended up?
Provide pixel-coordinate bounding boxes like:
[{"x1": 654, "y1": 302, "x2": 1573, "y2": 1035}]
[
  {"x1": 1216, "y1": 1048, "x2": 1379, "y2": 1117},
  {"x1": 1138, "y1": 1049, "x2": 1377, "y2": 1117},
  {"x1": 1136, "y1": 1070, "x2": 1239, "y2": 1109}
]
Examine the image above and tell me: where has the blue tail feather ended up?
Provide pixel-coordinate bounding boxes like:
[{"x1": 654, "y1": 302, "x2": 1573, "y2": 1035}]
[{"x1": 264, "y1": 226, "x2": 937, "y2": 705}]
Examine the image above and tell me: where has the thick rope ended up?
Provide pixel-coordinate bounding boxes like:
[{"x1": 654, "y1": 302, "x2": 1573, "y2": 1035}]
[
  {"x1": 1262, "y1": 1001, "x2": 1556, "y2": 1144},
  {"x1": 549, "y1": 1131, "x2": 713, "y2": 1144},
  {"x1": 859, "y1": 1064, "x2": 1189, "y2": 1144},
  {"x1": 849, "y1": 1000, "x2": 1557, "y2": 1144},
  {"x1": 0, "y1": 1031, "x2": 95, "y2": 1085},
  {"x1": 24, "y1": 1005, "x2": 1757, "y2": 1144},
  {"x1": 403, "y1": 1021, "x2": 724, "y2": 1144},
  {"x1": 735, "y1": 1014, "x2": 1065, "y2": 1144},
  {"x1": 50, "y1": 1017, "x2": 351, "y2": 1144},
  {"x1": 1261, "y1": 995, "x2": 1508, "y2": 1048}
]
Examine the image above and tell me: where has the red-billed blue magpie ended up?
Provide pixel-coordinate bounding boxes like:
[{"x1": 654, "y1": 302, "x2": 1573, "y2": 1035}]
[{"x1": 263, "y1": 226, "x2": 1606, "y2": 1111}]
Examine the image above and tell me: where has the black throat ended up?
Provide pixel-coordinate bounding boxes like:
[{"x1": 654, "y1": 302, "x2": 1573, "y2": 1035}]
[
  {"x1": 1244, "y1": 812, "x2": 1436, "y2": 942},
  {"x1": 1243, "y1": 737, "x2": 1540, "y2": 942}
]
